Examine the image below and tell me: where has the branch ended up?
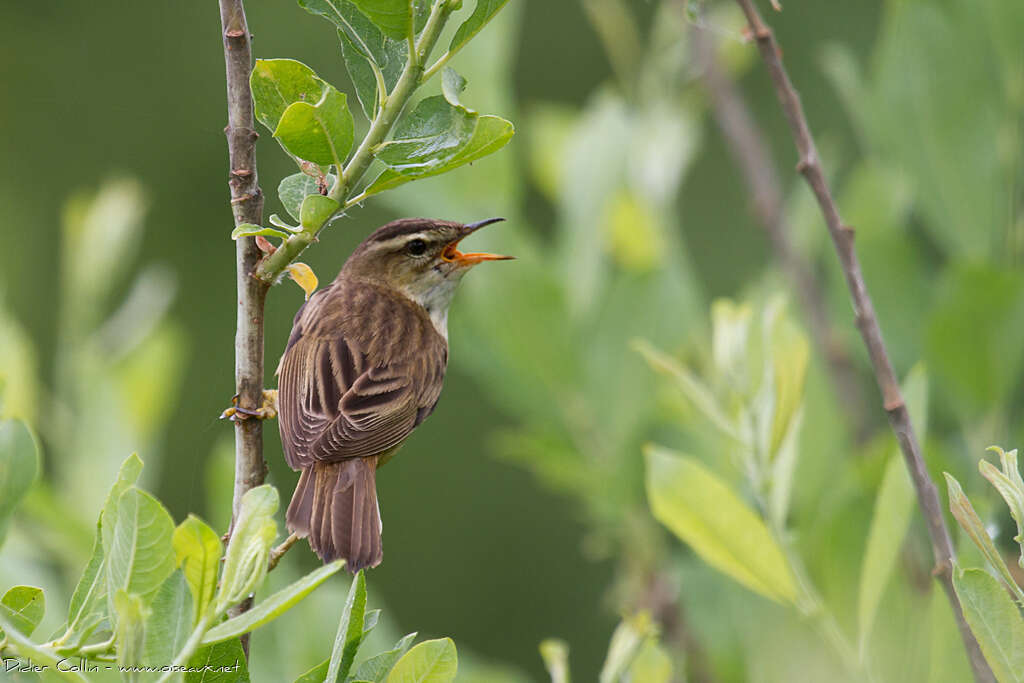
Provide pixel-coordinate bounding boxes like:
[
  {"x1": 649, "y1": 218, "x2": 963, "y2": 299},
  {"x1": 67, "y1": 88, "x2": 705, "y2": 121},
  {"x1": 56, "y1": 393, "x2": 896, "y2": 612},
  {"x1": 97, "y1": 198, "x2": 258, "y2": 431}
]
[
  {"x1": 691, "y1": 26, "x2": 867, "y2": 439},
  {"x1": 220, "y1": 0, "x2": 269, "y2": 650},
  {"x1": 730, "y1": 2, "x2": 992, "y2": 680}
]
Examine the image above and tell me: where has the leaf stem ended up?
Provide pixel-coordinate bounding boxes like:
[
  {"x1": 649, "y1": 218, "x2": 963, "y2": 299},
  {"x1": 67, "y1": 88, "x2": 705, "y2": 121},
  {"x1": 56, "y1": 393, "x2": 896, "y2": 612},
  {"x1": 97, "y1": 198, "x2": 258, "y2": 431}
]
[
  {"x1": 255, "y1": 0, "x2": 453, "y2": 283},
  {"x1": 731, "y1": 1, "x2": 992, "y2": 680}
]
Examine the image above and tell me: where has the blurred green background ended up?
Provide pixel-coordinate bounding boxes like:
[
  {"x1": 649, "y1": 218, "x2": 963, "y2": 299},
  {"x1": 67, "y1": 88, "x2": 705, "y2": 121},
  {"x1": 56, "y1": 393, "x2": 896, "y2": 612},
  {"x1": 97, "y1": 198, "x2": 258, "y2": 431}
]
[{"x1": 2, "y1": 0, "x2": 1023, "y2": 680}]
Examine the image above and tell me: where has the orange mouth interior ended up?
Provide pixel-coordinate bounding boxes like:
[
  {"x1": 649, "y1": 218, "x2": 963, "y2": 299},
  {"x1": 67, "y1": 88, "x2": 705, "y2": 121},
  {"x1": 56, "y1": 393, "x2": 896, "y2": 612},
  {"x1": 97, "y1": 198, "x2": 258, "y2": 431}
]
[{"x1": 441, "y1": 240, "x2": 513, "y2": 264}]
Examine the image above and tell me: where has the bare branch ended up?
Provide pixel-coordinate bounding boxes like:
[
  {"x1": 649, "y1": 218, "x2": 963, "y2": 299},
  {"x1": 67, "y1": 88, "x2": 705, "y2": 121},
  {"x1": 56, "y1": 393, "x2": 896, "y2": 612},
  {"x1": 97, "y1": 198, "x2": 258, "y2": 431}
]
[
  {"x1": 692, "y1": 26, "x2": 867, "y2": 438},
  {"x1": 731, "y1": 1, "x2": 992, "y2": 680},
  {"x1": 219, "y1": 0, "x2": 269, "y2": 650}
]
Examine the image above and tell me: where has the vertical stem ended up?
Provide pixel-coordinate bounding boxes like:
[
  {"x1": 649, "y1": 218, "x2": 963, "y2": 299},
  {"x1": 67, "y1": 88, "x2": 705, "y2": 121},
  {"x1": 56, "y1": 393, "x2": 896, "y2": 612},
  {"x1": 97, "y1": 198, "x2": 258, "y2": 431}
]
[
  {"x1": 219, "y1": 0, "x2": 269, "y2": 650},
  {"x1": 731, "y1": 2, "x2": 992, "y2": 680}
]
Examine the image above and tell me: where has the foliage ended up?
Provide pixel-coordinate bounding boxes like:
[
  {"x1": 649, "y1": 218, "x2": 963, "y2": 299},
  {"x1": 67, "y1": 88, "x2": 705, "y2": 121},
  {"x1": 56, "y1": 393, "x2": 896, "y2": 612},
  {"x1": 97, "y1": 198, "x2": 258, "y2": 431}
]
[
  {"x1": 240, "y1": 0, "x2": 515, "y2": 289},
  {"x1": 945, "y1": 448, "x2": 1024, "y2": 682}
]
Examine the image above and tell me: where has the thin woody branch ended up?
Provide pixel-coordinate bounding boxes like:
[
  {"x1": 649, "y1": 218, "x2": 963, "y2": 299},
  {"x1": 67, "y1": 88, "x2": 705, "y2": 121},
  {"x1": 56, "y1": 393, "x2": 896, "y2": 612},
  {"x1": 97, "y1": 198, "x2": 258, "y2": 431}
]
[
  {"x1": 220, "y1": 0, "x2": 269, "y2": 647},
  {"x1": 692, "y1": 25, "x2": 867, "y2": 438},
  {"x1": 731, "y1": 1, "x2": 992, "y2": 680}
]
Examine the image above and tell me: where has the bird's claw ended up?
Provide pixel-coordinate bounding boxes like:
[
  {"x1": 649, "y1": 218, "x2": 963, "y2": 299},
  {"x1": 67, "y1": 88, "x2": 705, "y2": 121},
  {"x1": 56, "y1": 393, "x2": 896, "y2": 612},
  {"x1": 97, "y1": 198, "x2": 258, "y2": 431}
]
[{"x1": 220, "y1": 390, "x2": 279, "y2": 421}]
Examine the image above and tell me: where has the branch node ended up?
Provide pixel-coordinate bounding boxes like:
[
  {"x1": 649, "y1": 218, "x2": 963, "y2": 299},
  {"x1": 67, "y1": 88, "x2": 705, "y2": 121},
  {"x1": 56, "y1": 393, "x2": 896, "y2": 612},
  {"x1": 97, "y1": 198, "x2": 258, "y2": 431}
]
[
  {"x1": 795, "y1": 156, "x2": 813, "y2": 174},
  {"x1": 883, "y1": 396, "x2": 904, "y2": 413}
]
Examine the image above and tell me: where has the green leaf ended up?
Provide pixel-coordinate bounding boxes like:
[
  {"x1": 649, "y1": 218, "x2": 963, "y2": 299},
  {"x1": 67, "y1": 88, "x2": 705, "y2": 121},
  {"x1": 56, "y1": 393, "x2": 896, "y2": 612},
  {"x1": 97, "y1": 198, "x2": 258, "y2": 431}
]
[
  {"x1": 440, "y1": 67, "x2": 466, "y2": 108},
  {"x1": 173, "y1": 515, "x2": 223, "y2": 623},
  {"x1": 386, "y1": 638, "x2": 457, "y2": 683},
  {"x1": 187, "y1": 638, "x2": 250, "y2": 683},
  {"x1": 202, "y1": 560, "x2": 345, "y2": 646},
  {"x1": 327, "y1": 570, "x2": 367, "y2": 681},
  {"x1": 65, "y1": 522, "x2": 107, "y2": 644},
  {"x1": 215, "y1": 484, "x2": 278, "y2": 614},
  {"x1": 349, "y1": 0, "x2": 411, "y2": 40},
  {"x1": 953, "y1": 568, "x2": 1024, "y2": 683},
  {"x1": 275, "y1": 85, "x2": 355, "y2": 168},
  {"x1": 100, "y1": 453, "x2": 145, "y2": 556},
  {"x1": 448, "y1": 0, "x2": 510, "y2": 56},
  {"x1": 376, "y1": 96, "x2": 476, "y2": 171},
  {"x1": 114, "y1": 590, "x2": 148, "y2": 678},
  {"x1": 366, "y1": 98, "x2": 513, "y2": 197},
  {"x1": 144, "y1": 570, "x2": 193, "y2": 667},
  {"x1": 857, "y1": 454, "x2": 915, "y2": 653},
  {"x1": 105, "y1": 487, "x2": 176, "y2": 617},
  {"x1": 279, "y1": 172, "x2": 338, "y2": 223},
  {"x1": 298, "y1": 0, "x2": 406, "y2": 119},
  {"x1": 300, "y1": 194, "x2": 341, "y2": 231},
  {"x1": 539, "y1": 639, "x2": 570, "y2": 683},
  {"x1": 945, "y1": 473, "x2": 1024, "y2": 602},
  {"x1": 348, "y1": 632, "x2": 418, "y2": 682},
  {"x1": 0, "y1": 586, "x2": 44, "y2": 637},
  {"x1": 231, "y1": 223, "x2": 290, "y2": 240},
  {"x1": 980, "y1": 446, "x2": 1024, "y2": 569},
  {"x1": 644, "y1": 446, "x2": 797, "y2": 603},
  {"x1": 251, "y1": 59, "x2": 326, "y2": 133},
  {"x1": 0, "y1": 418, "x2": 39, "y2": 544}
]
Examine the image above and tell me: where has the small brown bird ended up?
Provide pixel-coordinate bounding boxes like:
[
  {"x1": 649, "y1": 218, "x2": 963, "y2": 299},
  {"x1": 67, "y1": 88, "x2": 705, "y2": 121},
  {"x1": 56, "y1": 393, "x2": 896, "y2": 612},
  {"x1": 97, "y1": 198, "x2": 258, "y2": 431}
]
[{"x1": 277, "y1": 217, "x2": 510, "y2": 571}]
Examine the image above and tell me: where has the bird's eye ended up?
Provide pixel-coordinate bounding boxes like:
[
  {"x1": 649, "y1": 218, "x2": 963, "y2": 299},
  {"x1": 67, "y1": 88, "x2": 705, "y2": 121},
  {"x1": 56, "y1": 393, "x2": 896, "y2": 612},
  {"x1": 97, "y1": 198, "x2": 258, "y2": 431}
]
[{"x1": 406, "y1": 239, "x2": 427, "y2": 256}]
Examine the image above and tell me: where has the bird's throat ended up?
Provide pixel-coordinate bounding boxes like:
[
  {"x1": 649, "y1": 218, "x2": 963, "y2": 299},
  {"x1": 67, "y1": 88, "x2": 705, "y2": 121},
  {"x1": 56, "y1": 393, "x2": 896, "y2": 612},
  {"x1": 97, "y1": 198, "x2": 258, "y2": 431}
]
[{"x1": 400, "y1": 274, "x2": 460, "y2": 340}]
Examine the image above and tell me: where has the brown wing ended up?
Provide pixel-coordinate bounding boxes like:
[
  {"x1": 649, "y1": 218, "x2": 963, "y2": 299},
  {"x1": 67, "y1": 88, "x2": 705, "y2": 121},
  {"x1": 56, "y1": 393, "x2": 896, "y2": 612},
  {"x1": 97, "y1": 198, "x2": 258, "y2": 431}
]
[{"x1": 277, "y1": 279, "x2": 447, "y2": 470}]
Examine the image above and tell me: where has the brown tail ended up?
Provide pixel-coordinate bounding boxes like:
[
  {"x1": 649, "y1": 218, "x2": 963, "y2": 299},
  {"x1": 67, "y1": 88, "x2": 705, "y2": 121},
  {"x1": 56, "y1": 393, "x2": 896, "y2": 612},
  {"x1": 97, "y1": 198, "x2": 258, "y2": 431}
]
[{"x1": 286, "y1": 457, "x2": 382, "y2": 572}]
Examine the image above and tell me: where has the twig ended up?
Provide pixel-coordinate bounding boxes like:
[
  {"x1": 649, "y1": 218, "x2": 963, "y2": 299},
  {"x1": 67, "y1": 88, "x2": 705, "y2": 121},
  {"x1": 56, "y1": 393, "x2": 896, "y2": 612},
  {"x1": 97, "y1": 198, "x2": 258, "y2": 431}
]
[
  {"x1": 219, "y1": 0, "x2": 269, "y2": 654},
  {"x1": 268, "y1": 531, "x2": 302, "y2": 571},
  {"x1": 692, "y1": 26, "x2": 867, "y2": 438},
  {"x1": 731, "y1": 2, "x2": 992, "y2": 680}
]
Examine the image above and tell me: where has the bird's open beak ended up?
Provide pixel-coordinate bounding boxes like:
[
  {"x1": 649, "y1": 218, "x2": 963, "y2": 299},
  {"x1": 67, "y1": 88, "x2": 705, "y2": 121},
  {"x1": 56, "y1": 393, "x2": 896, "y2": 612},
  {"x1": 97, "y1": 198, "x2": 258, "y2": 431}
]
[{"x1": 441, "y1": 217, "x2": 514, "y2": 265}]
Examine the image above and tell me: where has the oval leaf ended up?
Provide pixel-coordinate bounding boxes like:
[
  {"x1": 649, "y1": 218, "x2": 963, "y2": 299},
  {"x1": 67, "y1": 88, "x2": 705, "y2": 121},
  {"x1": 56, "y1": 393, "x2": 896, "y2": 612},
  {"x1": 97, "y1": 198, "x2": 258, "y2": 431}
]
[
  {"x1": 300, "y1": 194, "x2": 341, "y2": 230},
  {"x1": 386, "y1": 638, "x2": 457, "y2": 683},
  {"x1": 279, "y1": 173, "x2": 338, "y2": 223},
  {"x1": 106, "y1": 487, "x2": 176, "y2": 612},
  {"x1": 644, "y1": 446, "x2": 797, "y2": 603},
  {"x1": 251, "y1": 59, "x2": 326, "y2": 133},
  {"x1": 954, "y1": 568, "x2": 1024, "y2": 683},
  {"x1": 274, "y1": 86, "x2": 354, "y2": 168}
]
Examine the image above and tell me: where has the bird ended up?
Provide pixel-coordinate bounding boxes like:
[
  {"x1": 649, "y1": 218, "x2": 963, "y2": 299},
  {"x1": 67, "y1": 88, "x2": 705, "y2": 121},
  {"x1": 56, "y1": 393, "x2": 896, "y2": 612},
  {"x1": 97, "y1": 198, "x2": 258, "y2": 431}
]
[{"x1": 276, "y1": 217, "x2": 511, "y2": 571}]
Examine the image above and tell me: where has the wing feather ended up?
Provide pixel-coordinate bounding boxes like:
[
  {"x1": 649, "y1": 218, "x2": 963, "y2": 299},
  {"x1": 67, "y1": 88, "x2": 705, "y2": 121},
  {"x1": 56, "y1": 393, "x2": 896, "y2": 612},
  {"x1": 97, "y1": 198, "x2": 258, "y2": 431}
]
[{"x1": 277, "y1": 279, "x2": 447, "y2": 470}]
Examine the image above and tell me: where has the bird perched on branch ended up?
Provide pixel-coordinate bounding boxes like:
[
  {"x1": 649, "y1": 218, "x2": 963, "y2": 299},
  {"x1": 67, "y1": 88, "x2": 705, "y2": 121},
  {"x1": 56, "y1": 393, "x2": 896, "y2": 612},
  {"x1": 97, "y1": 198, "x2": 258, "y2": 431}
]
[{"x1": 276, "y1": 217, "x2": 511, "y2": 571}]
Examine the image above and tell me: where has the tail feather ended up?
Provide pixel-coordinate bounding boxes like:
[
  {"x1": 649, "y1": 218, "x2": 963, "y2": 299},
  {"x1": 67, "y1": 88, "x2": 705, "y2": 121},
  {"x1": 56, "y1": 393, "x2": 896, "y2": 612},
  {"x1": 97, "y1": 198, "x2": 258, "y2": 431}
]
[{"x1": 286, "y1": 457, "x2": 382, "y2": 572}]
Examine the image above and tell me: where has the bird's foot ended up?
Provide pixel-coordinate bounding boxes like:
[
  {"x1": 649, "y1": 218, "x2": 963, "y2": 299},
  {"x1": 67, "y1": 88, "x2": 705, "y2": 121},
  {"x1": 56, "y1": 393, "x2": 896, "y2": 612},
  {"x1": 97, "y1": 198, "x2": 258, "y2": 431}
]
[{"x1": 220, "y1": 390, "x2": 279, "y2": 421}]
